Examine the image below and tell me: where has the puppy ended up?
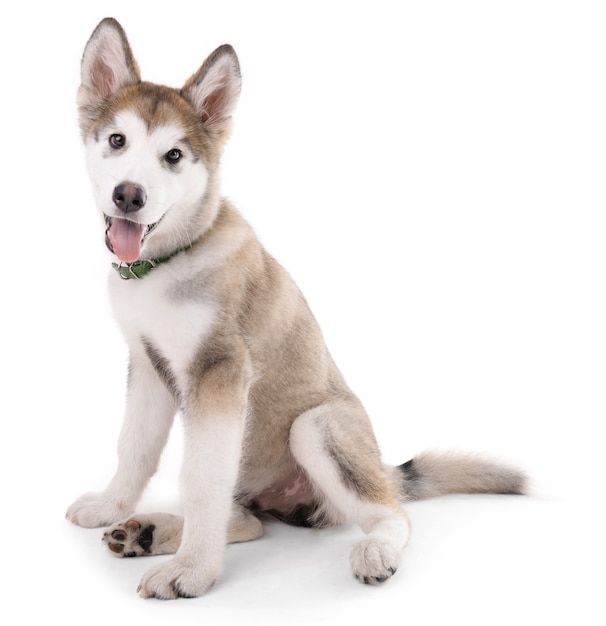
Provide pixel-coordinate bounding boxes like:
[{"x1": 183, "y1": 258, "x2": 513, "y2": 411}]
[{"x1": 67, "y1": 18, "x2": 526, "y2": 599}]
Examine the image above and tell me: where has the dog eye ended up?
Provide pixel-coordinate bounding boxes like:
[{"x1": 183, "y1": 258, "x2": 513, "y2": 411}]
[
  {"x1": 109, "y1": 134, "x2": 126, "y2": 149},
  {"x1": 165, "y1": 149, "x2": 183, "y2": 165}
]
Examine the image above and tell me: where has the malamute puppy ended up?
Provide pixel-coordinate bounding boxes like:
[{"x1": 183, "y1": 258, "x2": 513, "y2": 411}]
[{"x1": 67, "y1": 18, "x2": 526, "y2": 599}]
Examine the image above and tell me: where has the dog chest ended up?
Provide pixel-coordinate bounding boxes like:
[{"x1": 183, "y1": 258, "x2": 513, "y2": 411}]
[{"x1": 109, "y1": 269, "x2": 217, "y2": 378}]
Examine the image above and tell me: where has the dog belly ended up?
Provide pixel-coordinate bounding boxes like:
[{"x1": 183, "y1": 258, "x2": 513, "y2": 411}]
[{"x1": 252, "y1": 464, "x2": 314, "y2": 511}]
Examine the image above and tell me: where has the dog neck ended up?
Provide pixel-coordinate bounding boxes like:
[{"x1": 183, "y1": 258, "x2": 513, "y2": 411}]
[{"x1": 111, "y1": 246, "x2": 189, "y2": 280}]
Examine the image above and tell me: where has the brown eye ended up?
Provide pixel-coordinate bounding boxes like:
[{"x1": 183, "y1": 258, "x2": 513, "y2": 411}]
[
  {"x1": 165, "y1": 148, "x2": 183, "y2": 165},
  {"x1": 109, "y1": 134, "x2": 126, "y2": 149}
]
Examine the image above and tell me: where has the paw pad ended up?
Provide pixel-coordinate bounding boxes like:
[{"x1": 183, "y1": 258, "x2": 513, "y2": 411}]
[{"x1": 103, "y1": 519, "x2": 155, "y2": 557}]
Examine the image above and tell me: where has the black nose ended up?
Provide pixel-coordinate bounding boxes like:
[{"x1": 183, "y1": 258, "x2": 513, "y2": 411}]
[{"x1": 112, "y1": 182, "x2": 147, "y2": 213}]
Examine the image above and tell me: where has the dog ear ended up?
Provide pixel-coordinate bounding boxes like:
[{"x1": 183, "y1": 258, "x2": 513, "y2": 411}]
[
  {"x1": 79, "y1": 18, "x2": 140, "y2": 105},
  {"x1": 181, "y1": 45, "x2": 241, "y2": 138}
]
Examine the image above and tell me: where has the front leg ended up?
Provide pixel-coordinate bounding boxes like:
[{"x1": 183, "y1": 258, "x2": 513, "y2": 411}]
[
  {"x1": 67, "y1": 347, "x2": 177, "y2": 527},
  {"x1": 137, "y1": 339, "x2": 252, "y2": 599}
]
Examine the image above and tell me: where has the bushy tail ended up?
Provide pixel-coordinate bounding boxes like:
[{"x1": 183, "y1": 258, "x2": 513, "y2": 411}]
[{"x1": 396, "y1": 451, "x2": 527, "y2": 501}]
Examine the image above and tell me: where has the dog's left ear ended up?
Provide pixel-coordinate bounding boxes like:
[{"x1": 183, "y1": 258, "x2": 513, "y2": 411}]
[{"x1": 181, "y1": 45, "x2": 241, "y2": 139}]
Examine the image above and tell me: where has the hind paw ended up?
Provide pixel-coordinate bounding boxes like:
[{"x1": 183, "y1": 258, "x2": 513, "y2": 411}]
[
  {"x1": 103, "y1": 513, "x2": 182, "y2": 557},
  {"x1": 350, "y1": 536, "x2": 400, "y2": 585},
  {"x1": 103, "y1": 518, "x2": 155, "y2": 557}
]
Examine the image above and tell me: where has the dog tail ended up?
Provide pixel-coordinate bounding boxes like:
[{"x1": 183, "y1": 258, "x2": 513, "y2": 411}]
[{"x1": 395, "y1": 450, "x2": 527, "y2": 501}]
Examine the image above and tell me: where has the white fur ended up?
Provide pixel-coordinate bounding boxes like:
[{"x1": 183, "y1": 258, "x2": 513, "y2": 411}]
[
  {"x1": 69, "y1": 92, "x2": 251, "y2": 533},
  {"x1": 72, "y1": 110, "x2": 245, "y2": 594},
  {"x1": 110, "y1": 272, "x2": 217, "y2": 385},
  {"x1": 69, "y1": 104, "x2": 222, "y2": 531},
  {"x1": 67, "y1": 346, "x2": 177, "y2": 527},
  {"x1": 67, "y1": 264, "x2": 218, "y2": 529},
  {"x1": 290, "y1": 406, "x2": 411, "y2": 582},
  {"x1": 138, "y1": 413, "x2": 247, "y2": 598},
  {"x1": 85, "y1": 111, "x2": 209, "y2": 244},
  {"x1": 70, "y1": 255, "x2": 243, "y2": 597}
]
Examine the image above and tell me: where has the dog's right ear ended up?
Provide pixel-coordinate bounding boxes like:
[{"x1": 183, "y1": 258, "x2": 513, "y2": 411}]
[{"x1": 79, "y1": 18, "x2": 140, "y2": 107}]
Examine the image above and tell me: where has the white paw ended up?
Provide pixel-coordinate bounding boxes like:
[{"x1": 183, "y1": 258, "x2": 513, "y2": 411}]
[
  {"x1": 103, "y1": 513, "x2": 183, "y2": 557},
  {"x1": 103, "y1": 518, "x2": 156, "y2": 557},
  {"x1": 137, "y1": 557, "x2": 220, "y2": 599},
  {"x1": 350, "y1": 536, "x2": 401, "y2": 584},
  {"x1": 66, "y1": 492, "x2": 134, "y2": 528}
]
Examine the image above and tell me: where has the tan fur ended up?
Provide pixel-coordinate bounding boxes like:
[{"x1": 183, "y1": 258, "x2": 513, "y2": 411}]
[{"x1": 397, "y1": 451, "x2": 528, "y2": 500}]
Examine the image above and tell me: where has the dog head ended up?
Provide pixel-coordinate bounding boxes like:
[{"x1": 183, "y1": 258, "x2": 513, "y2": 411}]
[{"x1": 78, "y1": 18, "x2": 241, "y2": 263}]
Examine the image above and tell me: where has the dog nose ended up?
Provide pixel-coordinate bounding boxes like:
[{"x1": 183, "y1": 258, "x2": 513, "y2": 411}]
[{"x1": 112, "y1": 182, "x2": 147, "y2": 213}]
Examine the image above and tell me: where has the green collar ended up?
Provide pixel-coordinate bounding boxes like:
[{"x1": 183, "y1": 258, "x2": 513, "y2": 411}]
[{"x1": 111, "y1": 247, "x2": 188, "y2": 280}]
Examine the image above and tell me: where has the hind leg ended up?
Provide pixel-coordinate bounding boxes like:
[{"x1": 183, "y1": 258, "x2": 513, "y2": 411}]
[
  {"x1": 103, "y1": 513, "x2": 182, "y2": 557},
  {"x1": 103, "y1": 504, "x2": 264, "y2": 557},
  {"x1": 290, "y1": 402, "x2": 410, "y2": 584}
]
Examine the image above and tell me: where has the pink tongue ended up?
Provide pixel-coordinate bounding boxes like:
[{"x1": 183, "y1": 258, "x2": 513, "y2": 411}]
[{"x1": 108, "y1": 218, "x2": 146, "y2": 263}]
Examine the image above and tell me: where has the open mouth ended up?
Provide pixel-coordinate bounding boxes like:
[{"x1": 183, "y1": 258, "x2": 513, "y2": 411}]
[{"x1": 104, "y1": 215, "x2": 161, "y2": 263}]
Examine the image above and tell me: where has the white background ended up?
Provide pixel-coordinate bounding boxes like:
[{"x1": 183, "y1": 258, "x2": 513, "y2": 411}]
[{"x1": 2, "y1": 1, "x2": 605, "y2": 624}]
